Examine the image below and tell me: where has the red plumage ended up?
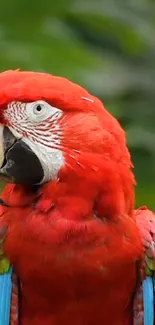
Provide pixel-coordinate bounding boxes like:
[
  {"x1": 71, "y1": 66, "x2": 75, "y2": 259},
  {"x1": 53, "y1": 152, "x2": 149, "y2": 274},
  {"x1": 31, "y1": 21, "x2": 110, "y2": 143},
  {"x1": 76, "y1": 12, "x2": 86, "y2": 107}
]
[{"x1": 0, "y1": 70, "x2": 144, "y2": 325}]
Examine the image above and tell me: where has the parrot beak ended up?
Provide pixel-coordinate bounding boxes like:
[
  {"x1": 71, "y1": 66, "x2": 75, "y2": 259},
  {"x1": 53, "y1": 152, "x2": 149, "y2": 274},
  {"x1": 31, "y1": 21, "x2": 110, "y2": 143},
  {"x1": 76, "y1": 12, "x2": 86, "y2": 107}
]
[
  {"x1": 0, "y1": 126, "x2": 16, "y2": 182},
  {"x1": 0, "y1": 126, "x2": 44, "y2": 185}
]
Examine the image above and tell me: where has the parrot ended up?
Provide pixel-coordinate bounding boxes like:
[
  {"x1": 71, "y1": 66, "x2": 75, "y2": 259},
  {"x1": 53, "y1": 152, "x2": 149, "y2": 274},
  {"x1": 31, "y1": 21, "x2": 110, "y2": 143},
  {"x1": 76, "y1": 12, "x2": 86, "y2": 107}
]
[{"x1": 0, "y1": 69, "x2": 153, "y2": 325}]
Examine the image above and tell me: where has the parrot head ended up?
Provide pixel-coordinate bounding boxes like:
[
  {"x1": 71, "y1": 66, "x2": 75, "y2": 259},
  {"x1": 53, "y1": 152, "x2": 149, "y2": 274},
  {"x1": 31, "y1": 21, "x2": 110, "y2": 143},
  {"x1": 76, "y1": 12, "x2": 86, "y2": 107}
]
[{"x1": 0, "y1": 70, "x2": 135, "y2": 217}]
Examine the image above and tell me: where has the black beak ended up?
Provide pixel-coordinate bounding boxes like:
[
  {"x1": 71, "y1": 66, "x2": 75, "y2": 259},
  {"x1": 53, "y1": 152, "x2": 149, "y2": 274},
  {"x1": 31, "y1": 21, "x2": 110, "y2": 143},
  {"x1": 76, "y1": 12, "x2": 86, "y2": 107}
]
[{"x1": 0, "y1": 126, "x2": 44, "y2": 185}]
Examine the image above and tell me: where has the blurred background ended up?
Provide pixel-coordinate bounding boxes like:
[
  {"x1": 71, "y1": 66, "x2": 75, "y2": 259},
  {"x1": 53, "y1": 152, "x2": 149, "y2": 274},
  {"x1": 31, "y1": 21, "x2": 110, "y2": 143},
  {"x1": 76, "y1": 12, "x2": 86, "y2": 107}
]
[{"x1": 0, "y1": 0, "x2": 155, "y2": 209}]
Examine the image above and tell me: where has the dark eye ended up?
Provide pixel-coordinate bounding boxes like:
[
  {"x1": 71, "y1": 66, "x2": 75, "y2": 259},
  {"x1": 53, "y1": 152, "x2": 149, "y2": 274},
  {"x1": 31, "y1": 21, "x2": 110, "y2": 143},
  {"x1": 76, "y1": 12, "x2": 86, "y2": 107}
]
[
  {"x1": 28, "y1": 100, "x2": 62, "y2": 122},
  {"x1": 33, "y1": 103, "x2": 45, "y2": 115},
  {"x1": 36, "y1": 105, "x2": 42, "y2": 112}
]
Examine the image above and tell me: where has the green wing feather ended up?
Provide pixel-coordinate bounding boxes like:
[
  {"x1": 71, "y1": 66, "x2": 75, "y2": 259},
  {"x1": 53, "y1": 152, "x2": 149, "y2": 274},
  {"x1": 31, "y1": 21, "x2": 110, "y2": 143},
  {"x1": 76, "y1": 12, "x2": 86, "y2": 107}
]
[{"x1": 0, "y1": 230, "x2": 10, "y2": 274}]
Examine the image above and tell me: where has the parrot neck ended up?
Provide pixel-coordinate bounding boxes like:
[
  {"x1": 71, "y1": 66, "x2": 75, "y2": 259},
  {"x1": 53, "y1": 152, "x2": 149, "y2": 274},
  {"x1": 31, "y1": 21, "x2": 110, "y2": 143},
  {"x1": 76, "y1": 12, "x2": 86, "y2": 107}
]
[{"x1": 2, "y1": 172, "x2": 134, "y2": 223}]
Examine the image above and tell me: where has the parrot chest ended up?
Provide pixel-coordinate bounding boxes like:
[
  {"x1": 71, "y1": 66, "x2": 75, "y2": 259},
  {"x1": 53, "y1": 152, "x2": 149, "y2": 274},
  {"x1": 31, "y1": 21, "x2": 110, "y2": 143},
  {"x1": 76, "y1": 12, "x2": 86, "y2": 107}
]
[
  {"x1": 3, "y1": 207, "x2": 142, "y2": 325},
  {"x1": 12, "y1": 244, "x2": 136, "y2": 325}
]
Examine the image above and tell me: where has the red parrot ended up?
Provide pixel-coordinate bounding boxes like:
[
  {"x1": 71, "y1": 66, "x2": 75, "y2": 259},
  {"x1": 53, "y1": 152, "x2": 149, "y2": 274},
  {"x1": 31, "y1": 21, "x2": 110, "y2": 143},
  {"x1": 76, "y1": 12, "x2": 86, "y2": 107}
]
[{"x1": 0, "y1": 70, "x2": 153, "y2": 325}]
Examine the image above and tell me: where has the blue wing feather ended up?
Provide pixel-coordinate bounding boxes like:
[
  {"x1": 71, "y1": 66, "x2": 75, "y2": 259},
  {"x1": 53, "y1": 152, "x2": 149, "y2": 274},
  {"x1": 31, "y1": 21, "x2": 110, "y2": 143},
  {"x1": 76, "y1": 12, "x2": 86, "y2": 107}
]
[
  {"x1": 143, "y1": 276, "x2": 154, "y2": 325},
  {"x1": 0, "y1": 267, "x2": 13, "y2": 325}
]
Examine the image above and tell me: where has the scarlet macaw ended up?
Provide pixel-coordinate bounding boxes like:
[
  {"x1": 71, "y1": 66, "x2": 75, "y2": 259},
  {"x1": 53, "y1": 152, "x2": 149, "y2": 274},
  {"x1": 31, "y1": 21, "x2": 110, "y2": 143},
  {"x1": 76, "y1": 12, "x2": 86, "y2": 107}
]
[{"x1": 0, "y1": 70, "x2": 153, "y2": 325}]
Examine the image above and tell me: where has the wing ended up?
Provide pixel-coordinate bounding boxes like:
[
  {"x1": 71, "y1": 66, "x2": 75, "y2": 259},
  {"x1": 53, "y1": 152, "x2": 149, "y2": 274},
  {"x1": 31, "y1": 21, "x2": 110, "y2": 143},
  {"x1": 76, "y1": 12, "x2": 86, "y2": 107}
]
[
  {"x1": 0, "y1": 198, "x2": 19, "y2": 325},
  {"x1": 135, "y1": 207, "x2": 155, "y2": 274},
  {"x1": 133, "y1": 207, "x2": 155, "y2": 325}
]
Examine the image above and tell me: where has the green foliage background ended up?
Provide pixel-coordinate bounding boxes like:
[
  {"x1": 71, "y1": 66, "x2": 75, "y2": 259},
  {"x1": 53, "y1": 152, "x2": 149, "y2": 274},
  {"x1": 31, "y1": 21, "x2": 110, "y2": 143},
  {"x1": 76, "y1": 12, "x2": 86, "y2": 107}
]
[{"x1": 0, "y1": 0, "x2": 154, "y2": 209}]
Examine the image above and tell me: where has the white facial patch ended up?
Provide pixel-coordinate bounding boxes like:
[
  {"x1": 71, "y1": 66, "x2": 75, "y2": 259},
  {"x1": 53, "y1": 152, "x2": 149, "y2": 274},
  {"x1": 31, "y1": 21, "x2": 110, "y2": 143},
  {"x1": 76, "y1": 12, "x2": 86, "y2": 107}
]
[
  {"x1": 22, "y1": 137, "x2": 64, "y2": 183},
  {"x1": 6, "y1": 100, "x2": 64, "y2": 183}
]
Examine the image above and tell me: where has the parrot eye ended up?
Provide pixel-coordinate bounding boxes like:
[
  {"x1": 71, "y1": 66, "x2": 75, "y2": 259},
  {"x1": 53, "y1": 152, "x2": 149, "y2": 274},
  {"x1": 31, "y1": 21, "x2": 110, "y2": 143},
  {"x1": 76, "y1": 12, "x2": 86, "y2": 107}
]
[
  {"x1": 26, "y1": 100, "x2": 62, "y2": 123},
  {"x1": 32, "y1": 101, "x2": 47, "y2": 117},
  {"x1": 34, "y1": 104, "x2": 43, "y2": 114}
]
